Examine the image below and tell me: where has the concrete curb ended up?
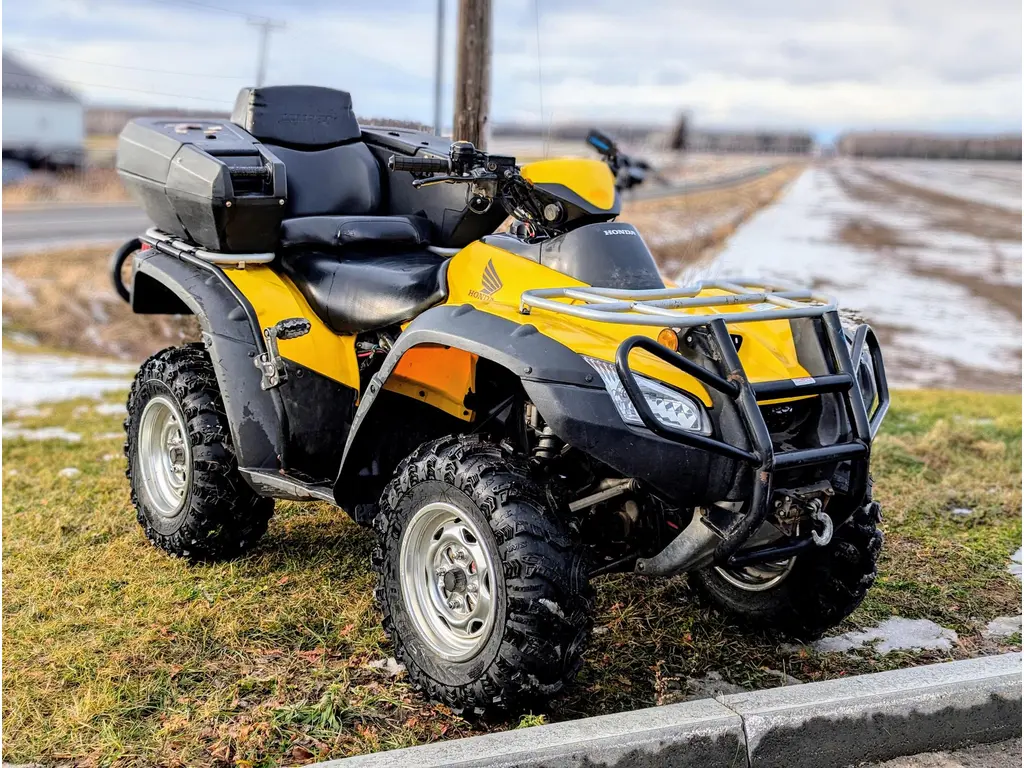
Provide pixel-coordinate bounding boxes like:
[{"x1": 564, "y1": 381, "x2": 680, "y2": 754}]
[{"x1": 314, "y1": 653, "x2": 1021, "y2": 768}]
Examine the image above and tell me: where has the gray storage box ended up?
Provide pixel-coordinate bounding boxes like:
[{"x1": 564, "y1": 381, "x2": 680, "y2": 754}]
[{"x1": 117, "y1": 118, "x2": 286, "y2": 252}]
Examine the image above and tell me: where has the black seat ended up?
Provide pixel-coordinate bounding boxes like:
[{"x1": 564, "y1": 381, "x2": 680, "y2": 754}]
[
  {"x1": 232, "y1": 86, "x2": 448, "y2": 333},
  {"x1": 279, "y1": 215, "x2": 434, "y2": 251},
  {"x1": 232, "y1": 86, "x2": 384, "y2": 219},
  {"x1": 280, "y1": 251, "x2": 449, "y2": 334}
]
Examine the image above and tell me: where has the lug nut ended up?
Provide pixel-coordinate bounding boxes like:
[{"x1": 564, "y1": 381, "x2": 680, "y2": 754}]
[
  {"x1": 455, "y1": 548, "x2": 468, "y2": 562},
  {"x1": 467, "y1": 581, "x2": 478, "y2": 593}
]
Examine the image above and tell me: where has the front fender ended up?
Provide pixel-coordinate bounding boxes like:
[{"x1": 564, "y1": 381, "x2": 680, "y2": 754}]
[
  {"x1": 333, "y1": 304, "x2": 599, "y2": 504},
  {"x1": 333, "y1": 303, "x2": 733, "y2": 508},
  {"x1": 132, "y1": 250, "x2": 285, "y2": 471}
]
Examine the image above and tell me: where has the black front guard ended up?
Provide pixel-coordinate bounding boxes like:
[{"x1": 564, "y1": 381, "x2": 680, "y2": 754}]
[{"x1": 616, "y1": 311, "x2": 889, "y2": 567}]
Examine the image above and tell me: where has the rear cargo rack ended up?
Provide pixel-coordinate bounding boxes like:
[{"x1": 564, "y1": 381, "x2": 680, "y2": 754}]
[{"x1": 520, "y1": 277, "x2": 889, "y2": 567}]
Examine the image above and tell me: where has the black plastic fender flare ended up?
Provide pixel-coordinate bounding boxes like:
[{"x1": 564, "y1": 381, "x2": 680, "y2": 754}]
[
  {"x1": 131, "y1": 249, "x2": 286, "y2": 472},
  {"x1": 332, "y1": 303, "x2": 732, "y2": 506},
  {"x1": 333, "y1": 304, "x2": 600, "y2": 496}
]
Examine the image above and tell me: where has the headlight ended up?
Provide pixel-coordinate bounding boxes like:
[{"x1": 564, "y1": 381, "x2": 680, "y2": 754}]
[{"x1": 583, "y1": 356, "x2": 711, "y2": 435}]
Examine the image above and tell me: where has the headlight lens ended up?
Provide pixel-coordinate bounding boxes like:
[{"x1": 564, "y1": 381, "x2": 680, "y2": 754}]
[{"x1": 584, "y1": 356, "x2": 711, "y2": 435}]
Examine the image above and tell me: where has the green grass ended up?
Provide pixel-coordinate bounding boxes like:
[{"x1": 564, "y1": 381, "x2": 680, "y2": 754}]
[{"x1": 3, "y1": 390, "x2": 1021, "y2": 766}]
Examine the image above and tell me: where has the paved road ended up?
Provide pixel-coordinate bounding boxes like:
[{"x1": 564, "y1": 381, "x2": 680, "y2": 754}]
[
  {"x1": 2, "y1": 203, "x2": 150, "y2": 255},
  {"x1": 865, "y1": 739, "x2": 1021, "y2": 767},
  {"x1": 1, "y1": 165, "x2": 785, "y2": 255}
]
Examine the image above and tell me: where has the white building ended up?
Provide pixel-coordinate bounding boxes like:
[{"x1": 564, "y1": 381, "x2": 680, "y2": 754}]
[{"x1": 3, "y1": 52, "x2": 85, "y2": 170}]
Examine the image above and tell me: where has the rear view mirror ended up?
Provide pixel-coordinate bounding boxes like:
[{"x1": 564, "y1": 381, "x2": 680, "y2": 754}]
[{"x1": 586, "y1": 129, "x2": 617, "y2": 157}]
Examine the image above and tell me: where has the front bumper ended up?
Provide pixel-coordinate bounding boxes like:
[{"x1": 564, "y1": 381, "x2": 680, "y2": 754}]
[{"x1": 615, "y1": 312, "x2": 889, "y2": 565}]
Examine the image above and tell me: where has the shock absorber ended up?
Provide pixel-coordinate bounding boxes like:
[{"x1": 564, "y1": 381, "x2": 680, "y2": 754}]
[
  {"x1": 526, "y1": 403, "x2": 562, "y2": 461},
  {"x1": 534, "y1": 425, "x2": 561, "y2": 461}
]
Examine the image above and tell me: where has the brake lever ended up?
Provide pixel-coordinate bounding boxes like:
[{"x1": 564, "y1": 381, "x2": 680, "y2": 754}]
[{"x1": 411, "y1": 175, "x2": 467, "y2": 188}]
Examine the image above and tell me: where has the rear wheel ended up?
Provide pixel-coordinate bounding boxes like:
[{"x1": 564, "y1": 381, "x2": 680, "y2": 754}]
[
  {"x1": 125, "y1": 344, "x2": 273, "y2": 561},
  {"x1": 372, "y1": 434, "x2": 593, "y2": 714},
  {"x1": 692, "y1": 500, "x2": 883, "y2": 638}
]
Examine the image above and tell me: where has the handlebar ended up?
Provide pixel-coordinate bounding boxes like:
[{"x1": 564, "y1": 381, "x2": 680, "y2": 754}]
[{"x1": 388, "y1": 154, "x2": 452, "y2": 174}]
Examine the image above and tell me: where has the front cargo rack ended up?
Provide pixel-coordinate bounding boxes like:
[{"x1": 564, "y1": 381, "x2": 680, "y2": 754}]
[
  {"x1": 519, "y1": 278, "x2": 836, "y2": 327},
  {"x1": 520, "y1": 277, "x2": 889, "y2": 568}
]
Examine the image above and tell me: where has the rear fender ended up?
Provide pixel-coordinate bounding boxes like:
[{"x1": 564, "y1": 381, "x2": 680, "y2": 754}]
[{"x1": 131, "y1": 249, "x2": 285, "y2": 471}]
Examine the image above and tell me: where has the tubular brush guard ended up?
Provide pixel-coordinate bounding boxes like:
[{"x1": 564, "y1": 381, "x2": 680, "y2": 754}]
[{"x1": 616, "y1": 313, "x2": 888, "y2": 574}]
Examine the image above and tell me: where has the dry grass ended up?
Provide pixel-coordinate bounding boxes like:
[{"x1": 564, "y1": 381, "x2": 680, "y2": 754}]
[
  {"x1": 3, "y1": 247, "x2": 199, "y2": 360},
  {"x1": 2, "y1": 169, "x2": 132, "y2": 207},
  {"x1": 2, "y1": 389, "x2": 1019, "y2": 766}
]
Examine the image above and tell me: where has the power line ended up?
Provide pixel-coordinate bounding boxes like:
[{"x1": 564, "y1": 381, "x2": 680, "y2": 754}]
[
  {"x1": 8, "y1": 48, "x2": 249, "y2": 80},
  {"x1": 141, "y1": 0, "x2": 281, "y2": 22},
  {"x1": 4, "y1": 72, "x2": 231, "y2": 105}
]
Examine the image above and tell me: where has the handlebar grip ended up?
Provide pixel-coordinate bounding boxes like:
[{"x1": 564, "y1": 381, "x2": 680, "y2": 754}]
[{"x1": 388, "y1": 154, "x2": 451, "y2": 174}]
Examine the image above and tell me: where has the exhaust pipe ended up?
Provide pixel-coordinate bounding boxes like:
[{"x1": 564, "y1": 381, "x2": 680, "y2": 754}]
[{"x1": 634, "y1": 513, "x2": 720, "y2": 577}]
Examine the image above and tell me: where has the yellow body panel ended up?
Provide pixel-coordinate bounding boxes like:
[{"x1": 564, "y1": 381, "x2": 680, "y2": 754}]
[
  {"x1": 444, "y1": 241, "x2": 813, "y2": 406},
  {"x1": 220, "y1": 164, "x2": 810, "y2": 413},
  {"x1": 223, "y1": 265, "x2": 361, "y2": 390},
  {"x1": 521, "y1": 159, "x2": 617, "y2": 210}
]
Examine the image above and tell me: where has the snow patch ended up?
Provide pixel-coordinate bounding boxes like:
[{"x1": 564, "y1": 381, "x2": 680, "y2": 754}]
[
  {"x1": 538, "y1": 598, "x2": 567, "y2": 621},
  {"x1": 10, "y1": 405, "x2": 52, "y2": 419},
  {"x1": 366, "y1": 657, "x2": 406, "y2": 677},
  {"x1": 699, "y1": 164, "x2": 1021, "y2": 387},
  {"x1": 1, "y1": 351, "x2": 135, "y2": 411},
  {"x1": 2, "y1": 272, "x2": 35, "y2": 306},
  {"x1": 983, "y1": 615, "x2": 1022, "y2": 639},
  {"x1": 57, "y1": 467, "x2": 82, "y2": 479},
  {"x1": 93, "y1": 402, "x2": 126, "y2": 416},
  {"x1": 1009, "y1": 548, "x2": 1022, "y2": 579},
  {"x1": 810, "y1": 617, "x2": 958, "y2": 654},
  {"x1": 3, "y1": 426, "x2": 81, "y2": 442}
]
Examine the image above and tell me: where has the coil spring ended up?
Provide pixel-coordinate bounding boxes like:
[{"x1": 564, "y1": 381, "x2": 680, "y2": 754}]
[{"x1": 533, "y1": 425, "x2": 562, "y2": 461}]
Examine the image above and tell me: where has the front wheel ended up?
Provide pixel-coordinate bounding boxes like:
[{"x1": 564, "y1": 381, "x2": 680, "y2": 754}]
[
  {"x1": 372, "y1": 434, "x2": 593, "y2": 714},
  {"x1": 692, "y1": 500, "x2": 884, "y2": 638}
]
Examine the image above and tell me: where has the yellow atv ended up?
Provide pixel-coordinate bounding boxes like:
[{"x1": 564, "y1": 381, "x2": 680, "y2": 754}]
[{"x1": 113, "y1": 86, "x2": 889, "y2": 713}]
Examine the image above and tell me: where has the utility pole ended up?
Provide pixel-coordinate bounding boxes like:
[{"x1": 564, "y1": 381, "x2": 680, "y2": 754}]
[
  {"x1": 433, "y1": 0, "x2": 446, "y2": 136},
  {"x1": 452, "y1": 0, "x2": 491, "y2": 149},
  {"x1": 249, "y1": 18, "x2": 285, "y2": 87}
]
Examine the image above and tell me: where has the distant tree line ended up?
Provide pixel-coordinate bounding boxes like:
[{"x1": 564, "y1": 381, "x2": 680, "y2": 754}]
[{"x1": 836, "y1": 132, "x2": 1022, "y2": 160}]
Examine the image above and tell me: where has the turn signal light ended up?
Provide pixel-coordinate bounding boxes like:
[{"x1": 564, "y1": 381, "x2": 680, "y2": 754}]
[{"x1": 657, "y1": 328, "x2": 679, "y2": 352}]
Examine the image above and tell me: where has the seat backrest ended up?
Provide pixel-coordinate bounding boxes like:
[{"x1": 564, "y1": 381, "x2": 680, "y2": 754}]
[{"x1": 231, "y1": 86, "x2": 382, "y2": 217}]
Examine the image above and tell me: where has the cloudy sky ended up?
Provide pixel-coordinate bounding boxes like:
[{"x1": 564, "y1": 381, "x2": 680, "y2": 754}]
[{"x1": 4, "y1": 0, "x2": 1021, "y2": 137}]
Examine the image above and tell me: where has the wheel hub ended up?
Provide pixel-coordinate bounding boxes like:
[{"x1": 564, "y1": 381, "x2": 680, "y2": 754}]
[
  {"x1": 137, "y1": 395, "x2": 191, "y2": 519},
  {"x1": 399, "y1": 501, "x2": 498, "y2": 662},
  {"x1": 714, "y1": 557, "x2": 796, "y2": 592}
]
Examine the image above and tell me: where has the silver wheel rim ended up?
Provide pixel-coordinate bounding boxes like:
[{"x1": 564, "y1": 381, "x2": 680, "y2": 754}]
[
  {"x1": 137, "y1": 395, "x2": 191, "y2": 519},
  {"x1": 715, "y1": 557, "x2": 796, "y2": 592},
  {"x1": 399, "y1": 501, "x2": 498, "y2": 662}
]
